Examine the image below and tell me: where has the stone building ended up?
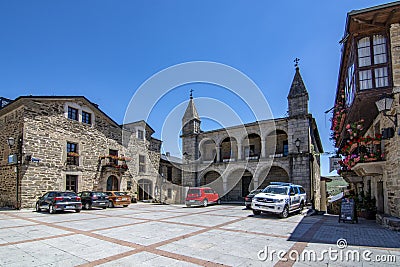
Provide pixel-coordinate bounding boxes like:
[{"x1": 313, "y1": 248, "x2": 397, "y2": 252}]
[
  {"x1": 331, "y1": 2, "x2": 400, "y2": 229},
  {"x1": 181, "y1": 67, "x2": 324, "y2": 209},
  {"x1": 158, "y1": 152, "x2": 183, "y2": 204},
  {"x1": 0, "y1": 96, "x2": 161, "y2": 208}
]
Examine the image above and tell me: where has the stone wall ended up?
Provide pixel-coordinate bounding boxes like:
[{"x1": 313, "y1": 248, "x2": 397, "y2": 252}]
[{"x1": 0, "y1": 106, "x2": 24, "y2": 207}]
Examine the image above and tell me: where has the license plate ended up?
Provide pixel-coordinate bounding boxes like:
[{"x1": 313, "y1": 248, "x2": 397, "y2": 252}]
[
  {"x1": 99, "y1": 202, "x2": 105, "y2": 205},
  {"x1": 190, "y1": 200, "x2": 195, "y2": 202},
  {"x1": 65, "y1": 205, "x2": 75, "y2": 209},
  {"x1": 122, "y1": 198, "x2": 127, "y2": 201}
]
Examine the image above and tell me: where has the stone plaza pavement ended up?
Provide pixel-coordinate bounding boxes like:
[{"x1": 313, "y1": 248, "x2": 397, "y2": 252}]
[{"x1": 0, "y1": 203, "x2": 399, "y2": 267}]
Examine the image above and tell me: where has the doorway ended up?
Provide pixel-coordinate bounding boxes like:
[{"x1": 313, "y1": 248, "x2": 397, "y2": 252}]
[
  {"x1": 107, "y1": 175, "x2": 119, "y2": 191},
  {"x1": 138, "y1": 179, "x2": 153, "y2": 201}
]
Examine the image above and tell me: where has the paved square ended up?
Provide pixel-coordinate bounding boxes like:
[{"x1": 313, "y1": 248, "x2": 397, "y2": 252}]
[{"x1": 0, "y1": 203, "x2": 399, "y2": 266}]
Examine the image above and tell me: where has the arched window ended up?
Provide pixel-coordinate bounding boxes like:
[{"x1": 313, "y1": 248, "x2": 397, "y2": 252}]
[{"x1": 107, "y1": 176, "x2": 119, "y2": 191}]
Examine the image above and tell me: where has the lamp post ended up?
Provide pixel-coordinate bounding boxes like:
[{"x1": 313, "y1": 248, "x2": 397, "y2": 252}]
[
  {"x1": 295, "y1": 138, "x2": 301, "y2": 153},
  {"x1": 7, "y1": 137, "x2": 19, "y2": 209},
  {"x1": 375, "y1": 94, "x2": 398, "y2": 127}
]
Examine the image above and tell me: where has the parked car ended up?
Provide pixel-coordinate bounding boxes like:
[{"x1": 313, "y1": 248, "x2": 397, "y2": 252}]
[
  {"x1": 35, "y1": 191, "x2": 82, "y2": 214},
  {"x1": 251, "y1": 182, "x2": 306, "y2": 218},
  {"x1": 78, "y1": 191, "x2": 109, "y2": 210},
  {"x1": 185, "y1": 187, "x2": 220, "y2": 207},
  {"x1": 106, "y1": 191, "x2": 131, "y2": 208},
  {"x1": 244, "y1": 189, "x2": 264, "y2": 209}
]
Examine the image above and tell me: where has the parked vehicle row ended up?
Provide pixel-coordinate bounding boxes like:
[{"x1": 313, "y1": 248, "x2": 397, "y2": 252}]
[{"x1": 35, "y1": 190, "x2": 131, "y2": 214}]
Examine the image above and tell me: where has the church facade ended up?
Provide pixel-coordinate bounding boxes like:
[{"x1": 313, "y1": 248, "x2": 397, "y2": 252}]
[{"x1": 181, "y1": 67, "x2": 324, "y2": 209}]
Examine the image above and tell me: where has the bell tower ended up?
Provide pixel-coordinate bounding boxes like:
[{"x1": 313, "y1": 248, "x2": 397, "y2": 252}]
[{"x1": 181, "y1": 90, "x2": 201, "y2": 186}]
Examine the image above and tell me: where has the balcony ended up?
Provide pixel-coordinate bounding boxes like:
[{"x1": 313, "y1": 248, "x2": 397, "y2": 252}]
[
  {"x1": 338, "y1": 137, "x2": 384, "y2": 178},
  {"x1": 99, "y1": 155, "x2": 130, "y2": 172}
]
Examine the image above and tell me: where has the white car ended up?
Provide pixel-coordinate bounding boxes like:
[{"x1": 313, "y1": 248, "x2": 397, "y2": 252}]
[{"x1": 251, "y1": 182, "x2": 306, "y2": 218}]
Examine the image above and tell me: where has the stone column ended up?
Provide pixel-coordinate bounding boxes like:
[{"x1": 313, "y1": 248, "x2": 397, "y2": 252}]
[
  {"x1": 216, "y1": 146, "x2": 221, "y2": 162},
  {"x1": 237, "y1": 142, "x2": 242, "y2": 160},
  {"x1": 261, "y1": 140, "x2": 266, "y2": 158}
]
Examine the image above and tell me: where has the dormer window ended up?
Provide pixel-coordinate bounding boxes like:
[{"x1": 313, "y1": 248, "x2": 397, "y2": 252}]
[
  {"x1": 357, "y1": 34, "x2": 389, "y2": 90},
  {"x1": 137, "y1": 130, "x2": 144, "y2": 140},
  {"x1": 82, "y1": 111, "x2": 92, "y2": 124},
  {"x1": 68, "y1": 107, "x2": 78, "y2": 121}
]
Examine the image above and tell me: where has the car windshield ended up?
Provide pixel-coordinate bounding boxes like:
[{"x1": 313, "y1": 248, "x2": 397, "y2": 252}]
[
  {"x1": 93, "y1": 192, "x2": 107, "y2": 197},
  {"x1": 262, "y1": 186, "x2": 288, "y2": 195},
  {"x1": 187, "y1": 189, "x2": 200, "y2": 195},
  {"x1": 113, "y1": 192, "x2": 127, "y2": 196},
  {"x1": 58, "y1": 192, "x2": 77, "y2": 197},
  {"x1": 250, "y1": 189, "x2": 263, "y2": 195}
]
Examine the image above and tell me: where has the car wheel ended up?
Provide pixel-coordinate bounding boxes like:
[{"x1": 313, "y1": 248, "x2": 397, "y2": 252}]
[
  {"x1": 102, "y1": 206, "x2": 107, "y2": 209},
  {"x1": 84, "y1": 202, "x2": 91, "y2": 210},
  {"x1": 35, "y1": 203, "x2": 41, "y2": 212},
  {"x1": 245, "y1": 205, "x2": 251, "y2": 209},
  {"x1": 108, "y1": 201, "x2": 114, "y2": 208},
  {"x1": 298, "y1": 201, "x2": 304, "y2": 213},
  {"x1": 49, "y1": 205, "x2": 56, "y2": 214},
  {"x1": 186, "y1": 204, "x2": 191, "y2": 207},
  {"x1": 280, "y1": 205, "x2": 289, "y2": 218},
  {"x1": 123, "y1": 205, "x2": 128, "y2": 208},
  {"x1": 217, "y1": 199, "x2": 221, "y2": 205},
  {"x1": 75, "y1": 209, "x2": 81, "y2": 213},
  {"x1": 203, "y1": 199, "x2": 208, "y2": 207},
  {"x1": 253, "y1": 209, "x2": 261, "y2": 215}
]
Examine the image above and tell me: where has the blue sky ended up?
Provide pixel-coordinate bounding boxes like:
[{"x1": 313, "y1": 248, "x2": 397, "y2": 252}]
[{"x1": 0, "y1": 0, "x2": 393, "y2": 176}]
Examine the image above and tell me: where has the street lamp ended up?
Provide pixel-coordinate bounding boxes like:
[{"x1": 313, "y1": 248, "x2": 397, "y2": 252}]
[
  {"x1": 375, "y1": 94, "x2": 397, "y2": 127},
  {"x1": 7, "y1": 137, "x2": 15, "y2": 148},
  {"x1": 295, "y1": 138, "x2": 301, "y2": 153}
]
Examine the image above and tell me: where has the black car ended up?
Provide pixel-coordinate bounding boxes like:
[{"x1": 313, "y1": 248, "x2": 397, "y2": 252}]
[
  {"x1": 244, "y1": 189, "x2": 264, "y2": 209},
  {"x1": 35, "y1": 191, "x2": 82, "y2": 214},
  {"x1": 79, "y1": 191, "x2": 109, "y2": 210}
]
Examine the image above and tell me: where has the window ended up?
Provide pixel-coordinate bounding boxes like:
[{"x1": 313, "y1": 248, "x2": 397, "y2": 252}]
[
  {"x1": 283, "y1": 140, "x2": 288, "y2": 157},
  {"x1": 67, "y1": 142, "x2": 79, "y2": 165},
  {"x1": 109, "y1": 149, "x2": 118, "y2": 165},
  {"x1": 137, "y1": 130, "x2": 144, "y2": 140},
  {"x1": 66, "y1": 175, "x2": 78, "y2": 192},
  {"x1": 139, "y1": 155, "x2": 146, "y2": 173},
  {"x1": 82, "y1": 111, "x2": 92, "y2": 124},
  {"x1": 298, "y1": 187, "x2": 306, "y2": 194},
  {"x1": 68, "y1": 107, "x2": 78, "y2": 121},
  {"x1": 167, "y1": 166, "x2": 172, "y2": 182},
  {"x1": 357, "y1": 34, "x2": 389, "y2": 90}
]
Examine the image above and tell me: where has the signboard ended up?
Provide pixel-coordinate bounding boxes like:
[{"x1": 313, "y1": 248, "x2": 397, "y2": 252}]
[
  {"x1": 8, "y1": 154, "x2": 17, "y2": 164},
  {"x1": 339, "y1": 198, "x2": 358, "y2": 223},
  {"x1": 329, "y1": 156, "x2": 341, "y2": 173}
]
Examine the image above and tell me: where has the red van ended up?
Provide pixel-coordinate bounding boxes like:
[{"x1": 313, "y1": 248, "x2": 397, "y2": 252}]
[{"x1": 185, "y1": 187, "x2": 220, "y2": 207}]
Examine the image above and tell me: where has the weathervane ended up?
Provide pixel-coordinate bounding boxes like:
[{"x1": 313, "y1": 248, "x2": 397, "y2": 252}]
[
  {"x1": 190, "y1": 89, "x2": 194, "y2": 99},
  {"x1": 294, "y1": 58, "x2": 300, "y2": 69}
]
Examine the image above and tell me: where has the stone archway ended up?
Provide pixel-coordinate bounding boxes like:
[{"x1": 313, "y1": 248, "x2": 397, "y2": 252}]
[
  {"x1": 106, "y1": 175, "x2": 119, "y2": 191},
  {"x1": 223, "y1": 168, "x2": 253, "y2": 201},
  {"x1": 200, "y1": 170, "x2": 223, "y2": 195},
  {"x1": 258, "y1": 166, "x2": 289, "y2": 189}
]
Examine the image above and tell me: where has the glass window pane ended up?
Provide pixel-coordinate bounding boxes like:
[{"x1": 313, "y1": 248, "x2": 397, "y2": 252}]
[
  {"x1": 359, "y1": 70, "x2": 372, "y2": 90},
  {"x1": 373, "y1": 35, "x2": 387, "y2": 64},
  {"x1": 358, "y1": 37, "x2": 371, "y2": 67},
  {"x1": 375, "y1": 67, "x2": 389, "y2": 87}
]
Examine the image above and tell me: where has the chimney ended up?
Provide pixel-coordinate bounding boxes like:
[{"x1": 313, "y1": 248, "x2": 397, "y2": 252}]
[{"x1": 166, "y1": 152, "x2": 170, "y2": 157}]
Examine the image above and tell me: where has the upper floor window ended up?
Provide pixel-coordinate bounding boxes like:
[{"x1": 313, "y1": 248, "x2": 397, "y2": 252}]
[
  {"x1": 357, "y1": 34, "x2": 389, "y2": 90},
  {"x1": 67, "y1": 142, "x2": 79, "y2": 166},
  {"x1": 137, "y1": 130, "x2": 144, "y2": 140},
  {"x1": 82, "y1": 111, "x2": 92, "y2": 124},
  {"x1": 109, "y1": 149, "x2": 118, "y2": 165},
  {"x1": 139, "y1": 155, "x2": 146, "y2": 173},
  {"x1": 68, "y1": 107, "x2": 78, "y2": 121}
]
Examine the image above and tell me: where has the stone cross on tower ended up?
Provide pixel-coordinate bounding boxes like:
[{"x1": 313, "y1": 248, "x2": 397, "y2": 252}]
[
  {"x1": 294, "y1": 58, "x2": 300, "y2": 69},
  {"x1": 190, "y1": 89, "x2": 194, "y2": 99}
]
